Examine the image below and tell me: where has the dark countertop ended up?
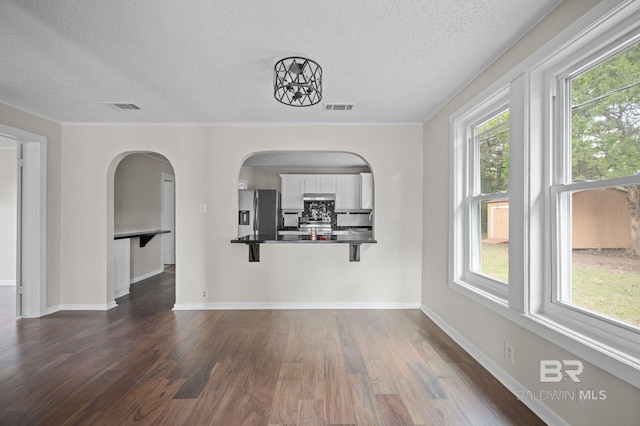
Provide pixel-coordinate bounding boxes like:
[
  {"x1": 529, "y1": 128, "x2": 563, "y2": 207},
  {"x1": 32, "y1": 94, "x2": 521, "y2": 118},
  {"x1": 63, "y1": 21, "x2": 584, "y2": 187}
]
[
  {"x1": 114, "y1": 229, "x2": 170, "y2": 239},
  {"x1": 231, "y1": 232, "x2": 376, "y2": 244}
]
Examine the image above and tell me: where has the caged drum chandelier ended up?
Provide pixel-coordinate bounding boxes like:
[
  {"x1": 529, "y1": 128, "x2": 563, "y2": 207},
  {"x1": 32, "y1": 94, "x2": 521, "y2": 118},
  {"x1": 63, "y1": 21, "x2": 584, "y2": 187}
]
[{"x1": 273, "y1": 57, "x2": 322, "y2": 107}]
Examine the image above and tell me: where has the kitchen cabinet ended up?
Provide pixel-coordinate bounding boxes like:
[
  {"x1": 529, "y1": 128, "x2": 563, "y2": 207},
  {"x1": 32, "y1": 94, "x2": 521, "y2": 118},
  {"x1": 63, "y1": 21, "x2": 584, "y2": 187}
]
[
  {"x1": 335, "y1": 175, "x2": 361, "y2": 210},
  {"x1": 360, "y1": 173, "x2": 373, "y2": 209},
  {"x1": 318, "y1": 176, "x2": 337, "y2": 193},
  {"x1": 114, "y1": 238, "x2": 130, "y2": 298},
  {"x1": 280, "y1": 175, "x2": 304, "y2": 210},
  {"x1": 303, "y1": 176, "x2": 336, "y2": 194},
  {"x1": 281, "y1": 173, "x2": 370, "y2": 211},
  {"x1": 281, "y1": 174, "x2": 337, "y2": 210}
]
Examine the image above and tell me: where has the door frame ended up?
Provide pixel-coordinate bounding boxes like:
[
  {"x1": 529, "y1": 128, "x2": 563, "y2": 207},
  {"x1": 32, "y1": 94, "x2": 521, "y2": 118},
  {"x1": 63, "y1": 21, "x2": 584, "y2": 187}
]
[
  {"x1": 161, "y1": 172, "x2": 175, "y2": 265},
  {"x1": 0, "y1": 124, "x2": 47, "y2": 318}
]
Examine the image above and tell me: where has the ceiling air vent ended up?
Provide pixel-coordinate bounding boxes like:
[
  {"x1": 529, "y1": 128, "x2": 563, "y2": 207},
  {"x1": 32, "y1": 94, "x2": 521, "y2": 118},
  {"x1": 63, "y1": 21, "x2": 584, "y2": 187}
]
[
  {"x1": 324, "y1": 103, "x2": 354, "y2": 111},
  {"x1": 101, "y1": 102, "x2": 141, "y2": 110}
]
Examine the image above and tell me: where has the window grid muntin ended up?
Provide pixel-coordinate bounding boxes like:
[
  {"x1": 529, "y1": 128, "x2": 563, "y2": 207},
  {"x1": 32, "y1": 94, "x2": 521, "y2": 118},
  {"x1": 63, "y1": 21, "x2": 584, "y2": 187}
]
[
  {"x1": 463, "y1": 106, "x2": 510, "y2": 293},
  {"x1": 551, "y1": 33, "x2": 640, "y2": 333}
]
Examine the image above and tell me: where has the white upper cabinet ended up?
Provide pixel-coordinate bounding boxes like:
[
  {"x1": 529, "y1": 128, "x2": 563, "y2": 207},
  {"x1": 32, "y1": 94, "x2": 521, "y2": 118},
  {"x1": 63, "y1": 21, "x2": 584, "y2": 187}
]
[
  {"x1": 281, "y1": 173, "x2": 371, "y2": 211},
  {"x1": 301, "y1": 175, "x2": 337, "y2": 194},
  {"x1": 360, "y1": 173, "x2": 373, "y2": 209},
  {"x1": 335, "y1": 175, "x2": 361, "y2": 210},
  {"x1": 280, "y1": 175, "x2": 304, "y2": 210},
  {"x1": 318, "y1": 176, "x2": 337, "y2": 193}
]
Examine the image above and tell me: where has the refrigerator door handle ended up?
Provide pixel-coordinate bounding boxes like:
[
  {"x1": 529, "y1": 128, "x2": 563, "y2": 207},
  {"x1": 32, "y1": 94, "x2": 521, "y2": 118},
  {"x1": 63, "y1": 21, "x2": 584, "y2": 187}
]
[{"x1": 253, "y1": 191, "x2": 259, "y2": 233}]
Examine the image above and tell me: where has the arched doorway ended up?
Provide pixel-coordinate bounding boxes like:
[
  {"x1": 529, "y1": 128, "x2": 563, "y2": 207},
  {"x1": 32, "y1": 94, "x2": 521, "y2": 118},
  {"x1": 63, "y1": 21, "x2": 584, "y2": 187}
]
[
  {"x1": 238, "y1": 151, "x2": 375, "y2": 238},
  {"x1": 111, "y1": 152, "x2": 176, "y2": 306}
]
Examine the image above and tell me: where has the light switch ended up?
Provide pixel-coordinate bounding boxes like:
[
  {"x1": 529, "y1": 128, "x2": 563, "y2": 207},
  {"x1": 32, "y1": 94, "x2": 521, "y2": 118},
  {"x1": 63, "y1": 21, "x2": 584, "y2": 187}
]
[{"x1": 200, "y1": 204, "x2": 207, "y2": 214}]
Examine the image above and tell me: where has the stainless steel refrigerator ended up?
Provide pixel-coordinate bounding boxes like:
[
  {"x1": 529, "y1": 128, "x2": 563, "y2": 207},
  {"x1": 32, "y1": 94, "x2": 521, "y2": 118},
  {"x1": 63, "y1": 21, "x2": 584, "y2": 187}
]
[{"x1": 238, "y1": 189, "x2": 280, "y2": 237}]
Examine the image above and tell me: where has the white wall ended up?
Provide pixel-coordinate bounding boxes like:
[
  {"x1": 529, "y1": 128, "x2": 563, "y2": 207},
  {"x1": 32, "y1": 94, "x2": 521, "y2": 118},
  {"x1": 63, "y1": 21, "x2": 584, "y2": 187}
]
[
  {"x1": 60, "y1": 124, "x2": 423, "y2": 308},
  {"x1": 422, "y1": 0, "x2": 640, "y2": 424},
  {"x1": 0, "y1": 147, "x2": 17, "y2": 282},
  {"x1": 114, "y1": 153, "x2": 175, "y2": 281}
]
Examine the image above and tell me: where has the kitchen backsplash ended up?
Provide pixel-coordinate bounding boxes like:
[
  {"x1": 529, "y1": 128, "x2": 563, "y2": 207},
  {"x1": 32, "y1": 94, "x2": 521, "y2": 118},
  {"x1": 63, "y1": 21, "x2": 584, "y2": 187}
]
[{"x1": 303, "y1": 200, "x2": 337, "y2": 228}]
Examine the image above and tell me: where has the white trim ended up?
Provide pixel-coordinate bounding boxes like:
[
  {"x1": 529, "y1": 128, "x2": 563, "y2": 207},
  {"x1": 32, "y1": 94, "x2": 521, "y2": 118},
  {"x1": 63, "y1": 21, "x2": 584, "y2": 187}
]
[
  {"x1": 161, "y1": 172, "x2": 176, "y2": 266},
  {"x1": 130, "y1": 268, "x2": 164, "y2": 284},
  {"x1": 59, "y1": 301, "x2": 117, "y2": 311},
  {"x1": 114, "y1": 287, "x2": 130, "y2": 299},
  {"x1": 420, "y1": 305, "x2": 568, "y2": 426},
  {"x1": 62, "y1": 121, "x2": 424, "y2": 127},
  {"x1": 173, "y1": 302, "x2": 420, "y2": 311},
  {"x1": 0, "y1": 123, "x2": 47, "y2": 319},
  {"x1": 45, "y1": 304, "x2": 60, "y2": 315},
  {"x1": 0, "y1": 280, "x2": 16, "y2": 286},
  {"x1": 450, "y1": 86, "x2": 510, "y2": 301}
]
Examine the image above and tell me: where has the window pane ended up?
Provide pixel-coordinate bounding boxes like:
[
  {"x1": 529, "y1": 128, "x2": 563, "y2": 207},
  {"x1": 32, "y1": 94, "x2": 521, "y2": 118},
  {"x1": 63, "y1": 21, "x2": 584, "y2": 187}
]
[
  {"x1": 471, "y1": 200, "x2": 509, "y2": 283},
  {"x1": 562, "y1": 185, "x2": 640, "y2": 328},
  {"x1": 477, "y1": 110, "x2": 510, "y2": 194},
  {"x1": 570, "y1": 42, "x2": 640, "y2": 182}
]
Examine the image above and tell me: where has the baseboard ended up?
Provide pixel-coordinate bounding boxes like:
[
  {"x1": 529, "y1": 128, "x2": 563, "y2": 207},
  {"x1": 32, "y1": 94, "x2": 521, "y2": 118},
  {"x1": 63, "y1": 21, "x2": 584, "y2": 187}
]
[
  {"x1": 420, "y1": 304, "x2": 567, "y2": 426},
  {"x1": 173, "y1": 301, "x2": 421, "y2": 310},
  {"x1": 0, "y1": 280, "x2": 16, "y2": 286},
  {"x1": 59, "y1": 301, "x2": 117, "y2": 311},
  {"x1": 114, "y1": 288, "x2": 129, "y2": 299},
  {"x1": 45, "y1": 305, "x2": 61, "y2": 315},
  {"x1": 130, "y1": 268, "x2": 164, "y2": 284}
]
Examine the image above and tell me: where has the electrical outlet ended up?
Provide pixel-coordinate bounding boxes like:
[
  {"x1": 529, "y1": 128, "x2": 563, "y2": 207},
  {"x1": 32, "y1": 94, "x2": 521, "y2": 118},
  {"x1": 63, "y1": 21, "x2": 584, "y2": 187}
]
[
  {"x1": 504, "y1": 341, "x2": 515, "y2": 365},
  {"x1": 201, "y1": 290, "x2": 207, "y2": 299},
  {"x1": 200, "y1": 204, "x2": 207, "y2": 214}
]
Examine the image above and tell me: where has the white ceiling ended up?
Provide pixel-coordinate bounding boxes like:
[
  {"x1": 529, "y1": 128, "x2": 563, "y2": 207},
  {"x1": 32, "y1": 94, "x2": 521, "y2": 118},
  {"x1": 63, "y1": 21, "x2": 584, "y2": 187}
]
[{"x1": 0, "y1": 0, "x2": 560, "y2": 124}]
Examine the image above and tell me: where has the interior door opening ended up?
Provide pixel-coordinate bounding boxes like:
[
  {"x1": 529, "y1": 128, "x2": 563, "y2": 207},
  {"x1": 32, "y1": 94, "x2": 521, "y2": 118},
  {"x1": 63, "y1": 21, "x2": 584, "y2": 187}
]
[
  {"x1": 0, "y1": 138, "x2": 19, "y2": 320},
  {"x1": 113, "y1": 153, "x2": 175, "y2": 307}
]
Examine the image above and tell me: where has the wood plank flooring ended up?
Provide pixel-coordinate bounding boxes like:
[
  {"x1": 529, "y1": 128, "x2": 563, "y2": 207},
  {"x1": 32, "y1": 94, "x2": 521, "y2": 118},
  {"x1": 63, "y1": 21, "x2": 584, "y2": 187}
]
[{"x1": 0, "y1": 268, "x2": 544, "y2": 425}]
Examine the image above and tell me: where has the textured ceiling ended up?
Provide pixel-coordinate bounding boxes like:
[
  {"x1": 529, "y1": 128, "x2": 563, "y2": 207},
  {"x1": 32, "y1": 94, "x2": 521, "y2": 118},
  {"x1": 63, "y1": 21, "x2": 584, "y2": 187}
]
[{"x1": 0, "y1": 0, "x2": 560, "y2": 124}]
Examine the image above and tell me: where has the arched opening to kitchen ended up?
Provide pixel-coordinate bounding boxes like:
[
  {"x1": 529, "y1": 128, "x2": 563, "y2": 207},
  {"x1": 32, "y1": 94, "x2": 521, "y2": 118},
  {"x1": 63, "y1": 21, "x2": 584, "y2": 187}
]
[{"x1": 232, "y1": 151, "x2": 376, "y2": 262}]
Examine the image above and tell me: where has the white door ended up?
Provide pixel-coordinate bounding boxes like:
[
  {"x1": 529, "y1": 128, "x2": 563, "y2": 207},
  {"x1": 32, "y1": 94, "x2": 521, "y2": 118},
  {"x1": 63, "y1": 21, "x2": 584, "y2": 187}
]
[{"x1": 162, "y1": 175, "x2": 175, "y2": 265}]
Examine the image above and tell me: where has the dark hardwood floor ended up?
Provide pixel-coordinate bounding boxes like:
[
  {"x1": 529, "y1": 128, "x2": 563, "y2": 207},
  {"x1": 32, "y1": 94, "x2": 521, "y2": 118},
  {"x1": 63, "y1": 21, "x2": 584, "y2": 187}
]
[{"x1": 0, "y1": 268, "x2": 544, "y2": 425}]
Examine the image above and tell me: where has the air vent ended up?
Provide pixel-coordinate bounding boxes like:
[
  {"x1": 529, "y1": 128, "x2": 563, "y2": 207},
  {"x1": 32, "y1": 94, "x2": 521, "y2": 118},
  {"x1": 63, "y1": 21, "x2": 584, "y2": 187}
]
[
  {"x1": 101, "y1": 102, "x2": 141, "y2": 110},
  {"x1": 324, "y1": 103, "x2": 354, "y2": 111}
]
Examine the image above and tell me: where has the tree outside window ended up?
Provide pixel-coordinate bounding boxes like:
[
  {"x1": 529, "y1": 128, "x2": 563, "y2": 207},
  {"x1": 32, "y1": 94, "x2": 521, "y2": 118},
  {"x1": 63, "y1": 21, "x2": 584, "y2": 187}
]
[{"x1": 563, "y1": 41, "x2": 640, "y2": 328}]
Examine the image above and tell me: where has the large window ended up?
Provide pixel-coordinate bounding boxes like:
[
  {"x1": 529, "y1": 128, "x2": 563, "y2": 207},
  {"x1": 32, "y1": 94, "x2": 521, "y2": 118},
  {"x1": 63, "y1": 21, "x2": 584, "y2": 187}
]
[
  {"x1": 450, "y1": 2, "x2": 640, "y2": 388},
  {"x1": 553, "y1": 38, "x2": 640, "y2": 331}
]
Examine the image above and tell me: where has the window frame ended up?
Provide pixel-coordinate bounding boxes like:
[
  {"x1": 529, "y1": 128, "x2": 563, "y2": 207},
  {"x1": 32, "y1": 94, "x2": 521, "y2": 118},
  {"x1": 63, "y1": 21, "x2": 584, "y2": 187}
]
[
  {"x1": 451, "y1": 87, "x2": 510, "y2": 302},
  {"x1": 449, "y1": 0, "x2": 640, "y2": 389},
  {"x1": 545, "y1": 26, "x2": 640, "y2": 356}
]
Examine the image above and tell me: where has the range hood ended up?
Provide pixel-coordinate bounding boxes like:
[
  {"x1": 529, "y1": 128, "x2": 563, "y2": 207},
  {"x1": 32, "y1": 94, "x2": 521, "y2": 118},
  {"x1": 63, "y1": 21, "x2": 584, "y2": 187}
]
[{"x1": 303, "y1": 193, "x2": 335, "y2": 201}]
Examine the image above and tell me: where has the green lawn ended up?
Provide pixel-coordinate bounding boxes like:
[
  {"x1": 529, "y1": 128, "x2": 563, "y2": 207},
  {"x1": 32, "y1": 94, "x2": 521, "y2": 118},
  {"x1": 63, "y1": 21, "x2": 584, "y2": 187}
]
[
  {"x1": 481, "y1": 243, "x2": 640, "y2": 328},
  {"x1": 481, "y1": 242, "x2": 509, "y2": 283}
]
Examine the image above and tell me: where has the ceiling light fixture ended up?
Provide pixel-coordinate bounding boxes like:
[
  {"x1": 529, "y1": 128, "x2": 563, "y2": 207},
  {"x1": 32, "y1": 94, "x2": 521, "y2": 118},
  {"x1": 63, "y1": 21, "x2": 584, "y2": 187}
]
[{"x1": 273, "y1": 57, "x2": 322, "y2": 107}]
